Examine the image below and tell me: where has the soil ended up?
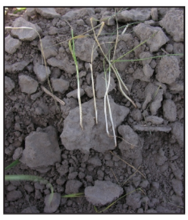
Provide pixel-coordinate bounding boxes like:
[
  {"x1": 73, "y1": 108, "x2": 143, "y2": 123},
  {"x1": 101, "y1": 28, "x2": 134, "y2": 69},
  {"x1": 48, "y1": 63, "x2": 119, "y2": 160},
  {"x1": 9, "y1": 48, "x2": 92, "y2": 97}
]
[{"x1": 4, "y1": 7, "x2": 185, "y2": 214}]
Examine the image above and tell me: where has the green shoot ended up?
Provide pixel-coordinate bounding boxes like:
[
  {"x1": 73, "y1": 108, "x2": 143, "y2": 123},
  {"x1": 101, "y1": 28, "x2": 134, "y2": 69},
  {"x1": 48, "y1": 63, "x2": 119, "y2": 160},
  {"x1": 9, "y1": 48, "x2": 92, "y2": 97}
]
[
  {"x1": 13, "y1": 8, "x2": 26, "y2": 14},
  {"x1": 5, "y1": 160, "x2": 19, "y2": 171},
  {"x1": 62, "y1": 192, "x2": 84, "y2": 198},
  {"x1": 68, "y1": 28, "x2": 83, "y2": 129}
]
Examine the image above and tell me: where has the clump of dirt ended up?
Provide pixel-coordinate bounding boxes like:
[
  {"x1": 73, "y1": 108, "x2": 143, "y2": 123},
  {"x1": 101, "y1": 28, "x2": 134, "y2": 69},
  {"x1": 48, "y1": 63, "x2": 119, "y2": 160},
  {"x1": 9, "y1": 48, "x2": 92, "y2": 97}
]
[{"x1": 4, "y1": 7, "x2": 184, "y2": 214}]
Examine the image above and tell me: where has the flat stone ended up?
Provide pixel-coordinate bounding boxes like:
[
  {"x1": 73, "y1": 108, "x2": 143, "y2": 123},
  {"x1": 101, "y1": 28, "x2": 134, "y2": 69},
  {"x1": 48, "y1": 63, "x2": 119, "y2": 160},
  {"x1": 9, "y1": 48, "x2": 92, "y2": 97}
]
[
  {"x1": 5, "y1": 76, "x2": 15, "y2": 94},
  {"x1": 151, "y1": 8, "x2": 158, "y2": 21},
  {"x1": 20, "y1": 126, "x2": 61, "y2": 172},
  {"x1": 65, "y1": 180, "x2": 82, "y2": 194},
  {"x1": 139, "y1": 52, "x2": 153, "y2": 66},
  {"x1": 13, "y1": 147, "x2": 23, "y2": 160},
  {"x1": 19, "y1": 75, "x2": 38, "y2": 94},
  {"x1": 118, "y1": 125, "x2": 143, "y2": 167},
  {"x1": 159, "y1": 9, "x2": 184, "y2": 42},
  {"x1": 66, "y1": 88, "x2": 85, "y2": 98},
  {"x1": 143, "y1": 64, "x2": 154, "y2": 78},
  {"x1": 36, "y1": 8, "x2": 60, "y2": 19},
  {"x1": 51, "y1": 78, "x2": 69, "y2": 94},
  {"x1": 5, "y1": 35, "x2": 21, "y2": 54},
  {"x1": 21, "y1": 206, "x2": 40, "y2": 214},
  {"x1": 75, "y1": 38, "x2": 98, "y2": 62},
  {"x1": 145, "y1": 116, "x2": 164, "y2": 125},
  {"x1": 60, "y1": 97, "x2": 129, "y2": 153},
  {"x1": 88, "y1": 156, "x2": 102, "y2": 166},
  {"x1": 163, "y1": 99, "x2": 177, "y2": 122},
  {"x1": 7, "y1": 190, "x2": 22, "y2": 202},
  {"x1": 142, "y1": 83, "x2": 164, "y2": 115},
  {"x1": 84, "y1": 86, "x2": 93, "y2": 98},
  {"x1": 171, "y1": 122, "x2": 183, "y2": 146},
  {"x1": 171, "y1": 179, "x2": 183, "y2": 196},
  {"x1": 134, "y1": 23, "x2": 169, "y2": 52},
  {"x1": 44, "y1": 193, "x2": 61, "y2": 213},
  {"x1": 11, "y1": 17, "x2": 42, "y2": 41},
  {"x1": 39, "y1": 36, "x2": 58, "y2": 59},
  {"x1": 133, "y1": 68, "x2": 150, "y2": 82},
  {"x1": 169, "y1": 81, "x2": 184, "y2": 93},
  {"x1": 133, "y1": 124, "x2": 171, "y2": 132},
  {"x1": 85, "y1": 180, "x2": 123, "y2": 206},
  {"x1": 47, "y1": 57, "x2": 75, "y2": 75},
  {"x1": 5, "y1": 60, "x2": 30, "y2": 73},
  {"x1": 96, "y1": 73, "x2": 116, "y2": 98},
  {"x1": 33, "y1": 64, "x2": 51, "y2": 83},
  {"x1": 117, "y1": 8, "x2": 151, "y2": 23},
  {"x1": 156, "y1": 56, "x2": 180, "y2": 85}
]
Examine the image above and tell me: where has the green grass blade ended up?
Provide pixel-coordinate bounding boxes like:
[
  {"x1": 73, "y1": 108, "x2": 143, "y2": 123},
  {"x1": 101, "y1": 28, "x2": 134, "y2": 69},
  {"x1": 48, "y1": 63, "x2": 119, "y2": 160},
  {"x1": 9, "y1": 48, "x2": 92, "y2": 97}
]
[
  {"x1": 62, "y1": 192, "x2": 84, "y2": 198},
  {"x1": 5, "y1": 160, "x2": 19, "y2": 171}
]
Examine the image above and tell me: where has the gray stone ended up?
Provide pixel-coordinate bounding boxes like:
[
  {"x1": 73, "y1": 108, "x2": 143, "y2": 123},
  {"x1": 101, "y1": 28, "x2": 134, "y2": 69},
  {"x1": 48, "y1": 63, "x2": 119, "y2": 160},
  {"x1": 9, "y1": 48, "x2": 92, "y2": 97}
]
[
  {"x1": 21, "y1": 206, "x2": 40, "y2": 214},
  {"x1": 133, "y1": 23, "x2": 169, "y2": 52},
  {"x1": 133, "y1": 68, "x2": 150, "y2": 82},
  {"x1": 170, "y1": 162, "x2": 183, "y2": 180},
  {"x1": 169, "y1": 81, "x2": 184, "y2": 93},
  {"x1": 142, "y1": 83, "x2": 163, "y2": 115},
  {"x1": 11, "y1": 17, "x2": 42, "y2": 41},
  {"x1": 66, "y1": 88, "x2": 85, "y2": 98},
  {"x1": 60, "y1": 97, "x2": 129, "y2": 153},
  {"x1": 133, "y1": 124, "x2": 171, "y2": 133},
  {"x1": 173, "y1": 42, "x2": 184, "y2": 57},
  {"x1": 47, "y1": 57, "x2": 75, "y2": 75},
  {"x1": 126, "y1": 186, "x2": 141, "y2": 210},
  {"x1": 145, "y1": 116, "x2": 164, "y2": 125},
  {"x1": 20, "y1": 126, "x2": 61, "y2": 172},
  {"x1": 143, "y1": 64, "x2": 154, "y2": 78},
  {"x1": 151, "y1": 8, "x2": 158, "y2": 21},
  {"x1": 75, "y1": 38, "x2": 98, "y2": 62},
  {"x1": 51, "y1": 78, "x2": 69, "y2": 94},
  {"x1": 156, "y1": 56, "x2": 180, "y2": 85},
  {"x1": 88, "y1": 156, "x2": 102, "y2": 166},
  {"x1": 101, "y1": 11, "x2": 115, "y2": 26},
  {"x1": 39, "y1": 36, "x2": 58, "y2": 59},
  {"x1": 117, "y1": 8, "x2": 151, "y2": 23},
  {"x1": 62, "y1": 8, "x2": 96, "y2": 26},
  {"x1": 6, "y1": 184, "x2": 17, "y2": 191},
  {"x1": 5, "y1": 60, "x2": 30, "y2": 73},
  {"x1": 130, "y1": 109, "x2": 142, "y2": 121},
  {"x1": 48, "y1": 26, "x2": 58, "y2": 35},
  {"x1": 5, "y1": 76, "x2": 15, "y2": 94},
  {"x1": 68, "y1": 172, "x2": 78, "y2": 180},
  {"x1": 139, "y1": 52, "x2": 153, "y2": 66},
  {"x1": 171, "y1": 122, "x2": 183, "y2": 146},
  {"x1": 44, "y1": 193, "x2": 61, "y2": 213},
  {"x1": 166, "y1": 44, "x2": 173, "y2": 53},
  {"x1": 12, "y1": 147, "x2": 23, "y2": 160},
  {"x1": 118, "y1": 125, "x2": 143, "y2": 167},
  {"x1": 19, "y1": 75, "x2": 38, "y2": 94},
  {"x1": 24, "y1": 184, "x2": 34, "y2": 193},
  {"x1": 25, "y1": 8, "x2": 36, "y2": 17},
  {"x1": 84, "y1": 86, "x2": 93, "y2": 98},
  {"x1": 85, "y1": 180, "x2": 123, "y2": 206},
  {"x1": 5, "y1": 35, "x2": 21, "y2": 54},
  {"x1": 65, "y1": 180, "x2": 82, "y2": 194},
  {"x1": 96, "y1": 73, "x2": 116, "y2": 98},
  {"x1": 163, "y1": 99, "x2": 177, "y2": 122},
  {"x1": 33, "y1": 64, "x2": 51, "y2": 83},
  {"x1": 155, "y1": 148, "x2": 167, "y2": 166},
  {"x1": 171, "y1": 179, "x2": 183, "y2": 196},
  {"x1": 159, "y1": 9, "x2": 184, "y2": 42},
  {"x1": 7, "y1": 190, "x2": 22, "y2": 201},
  {"x1": 60, "y1": 98, "x2": 78, "y2": 118},
  {"x1": 36, "y1": 8, "x2": 60, "y2": 19}
]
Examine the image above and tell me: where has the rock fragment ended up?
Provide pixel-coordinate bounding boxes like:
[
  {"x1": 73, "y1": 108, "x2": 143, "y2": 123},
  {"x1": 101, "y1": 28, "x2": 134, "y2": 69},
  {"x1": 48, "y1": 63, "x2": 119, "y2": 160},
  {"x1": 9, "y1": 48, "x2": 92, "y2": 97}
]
[
  {"x1": 33, "y1": 64, "x2": 51, "y2": 82},
  {"x1": 5, "y1": 76, "x2": 15, "y2": 94},
  {"x1": 66, "y1": 88, "x2": 85, "y2": 98},
  {"x1": 65, "y1": 180, "x2": 82, "y2": 194},
  {"x1": 171, "y1": 122, "x2": 183, "y2": 146},
  {"x1": 36, "y1": 8, "x2": 60, "y2": 18},
  {"x1": 163, "y1": 99, "x2": 177, "y2": 122},
  {"x1": 5, "y1": 35, "x2": 21, "y2": 54},
  {"x1": 5, "y1": 60, "x2": 31, "y2": 73},
  {"x1": 39, "y1": 36, "x2": 58, "y2": 59},
  {"x1": 44, "y1": 193, "x2": 61, "y2": 213},
  {"x1": 171, "y1": 179, "x2": 183, "y2": 196},
  {"x1": 133, "y1": 124, "x2": 171, "y2": 133},
  {"x1": 19, "y1": 75, "x2": 38, "y2": 94},
  {"x1": 51, "y1": 78, "x2": 69, "y2": 94},
  {"x1": 151, "y1": 8, "x2": 158, "y2": 21},
  {"x1": 7, "y1": 190, "x2": 22, "y2": 202},
  {"x1": 145, "y1": 116, "x2": 164, "y2": 125}
]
